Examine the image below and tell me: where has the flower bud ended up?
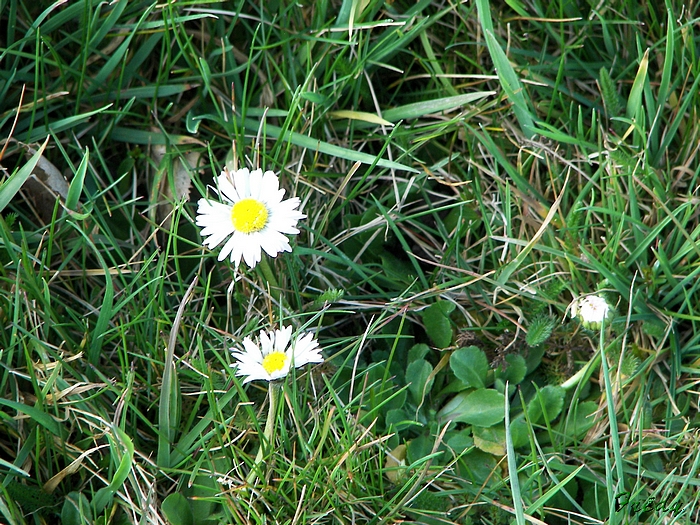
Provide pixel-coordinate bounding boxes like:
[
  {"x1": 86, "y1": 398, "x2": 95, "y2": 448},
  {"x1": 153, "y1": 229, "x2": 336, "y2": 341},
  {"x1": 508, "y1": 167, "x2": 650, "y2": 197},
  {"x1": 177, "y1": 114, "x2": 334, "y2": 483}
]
[{"x1": 571, "y1": 294, "x2": 612, "y2": 330}]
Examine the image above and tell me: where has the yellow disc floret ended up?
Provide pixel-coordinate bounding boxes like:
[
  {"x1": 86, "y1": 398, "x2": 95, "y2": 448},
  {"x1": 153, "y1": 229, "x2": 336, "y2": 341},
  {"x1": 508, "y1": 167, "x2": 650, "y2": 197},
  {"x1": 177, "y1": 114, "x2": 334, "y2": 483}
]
[
  {"x1": 262, "y1": 351, "x2": 287, "y2": 375},
  {"x1": 231, "y1": 198, "x2": 268, "y2": 233}
]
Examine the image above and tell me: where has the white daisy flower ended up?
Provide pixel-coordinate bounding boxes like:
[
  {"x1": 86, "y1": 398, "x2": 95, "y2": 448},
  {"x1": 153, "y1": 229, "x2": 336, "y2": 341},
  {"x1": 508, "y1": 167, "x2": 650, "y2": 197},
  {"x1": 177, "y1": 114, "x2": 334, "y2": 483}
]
[
  {"x1": 196, "y1": 167, "x2": 306, "y2": 270},
  {"x1": 570, "y1": 294, "x2": 612, "y2": 330},
  {"x1": 230, "y1": 325, "x2": 323, "y2": 384}
]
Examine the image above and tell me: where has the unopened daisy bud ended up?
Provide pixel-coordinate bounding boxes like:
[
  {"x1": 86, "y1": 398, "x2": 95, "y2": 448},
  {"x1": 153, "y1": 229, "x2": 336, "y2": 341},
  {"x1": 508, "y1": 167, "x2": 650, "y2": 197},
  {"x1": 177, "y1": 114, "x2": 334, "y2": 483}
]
[
  {"x1": 230, "y1": 325, "x2": 323, "y2": 384},
  {"x1": 196, "y1": 168, "x2": 306, "y2": 270},
  {"x1": 571, "y1": 294, "x2": 612, "y2": 330}
]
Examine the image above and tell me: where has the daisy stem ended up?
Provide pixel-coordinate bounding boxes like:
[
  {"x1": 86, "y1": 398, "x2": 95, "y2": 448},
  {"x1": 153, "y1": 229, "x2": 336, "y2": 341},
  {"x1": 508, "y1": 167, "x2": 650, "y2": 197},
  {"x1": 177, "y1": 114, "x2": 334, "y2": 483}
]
[
  {"x1": 258, "y1": 256, "x2": 293, "y2": 311},
  {"x1": 246, "y1": 381, "x2": 280, "y2": 486}
]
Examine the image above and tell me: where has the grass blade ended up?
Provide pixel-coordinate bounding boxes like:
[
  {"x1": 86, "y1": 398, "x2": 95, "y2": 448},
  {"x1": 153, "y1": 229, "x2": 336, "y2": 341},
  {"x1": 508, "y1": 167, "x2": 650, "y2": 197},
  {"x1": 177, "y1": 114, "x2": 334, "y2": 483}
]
[
  {"x1": 626, "y1": 48, "x2": 649, "y2": 120},
  {"x1": 504, "y1": 382, "x2": 526, "y2": 525},
  {"x1": 381, "y1": 92, "x2": 494, "y2": 122},
  {"x1": 92, "y1": 425, "x2": 135, "y2": 514},
  {"x1": 0, "y1": 136, "x2": 49, "y2": 213},
  {"x1": 64, "y1": 148, "x2": 88, "y2": 213},
  {"x1": 158, "y1": 276, "x2": 198, "y2": 468},
  {"x1": 475, "y1": 0, "x2": 535, "y2": 138}
]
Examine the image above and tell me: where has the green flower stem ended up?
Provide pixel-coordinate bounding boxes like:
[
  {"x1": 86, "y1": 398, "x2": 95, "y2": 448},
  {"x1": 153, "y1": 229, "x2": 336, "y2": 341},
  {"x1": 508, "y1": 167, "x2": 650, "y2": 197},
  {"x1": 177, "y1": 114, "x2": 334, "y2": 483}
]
[
  {"x1": 561, "y1": 322, "x2": 613, "y2": 391},
  {"x1": 246, "y1": 381, "x2": 280, "y2": 486},
  {"x1": 256, "y1": 256, "x2": 293, "y2": 312},
  {"x1": 561, "y1": 351, "x2": 602, "y2": 390},
  {"x1": 258, "y1": 256, "x2": 280, "y2": 293}
]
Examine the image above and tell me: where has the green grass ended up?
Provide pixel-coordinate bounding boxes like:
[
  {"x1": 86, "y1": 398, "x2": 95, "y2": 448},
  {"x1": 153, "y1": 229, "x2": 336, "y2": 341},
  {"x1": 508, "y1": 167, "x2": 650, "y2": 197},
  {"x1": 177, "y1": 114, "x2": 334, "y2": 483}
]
[{"x1": 1, "y1": 0, "x2": 700, "y2": 523}]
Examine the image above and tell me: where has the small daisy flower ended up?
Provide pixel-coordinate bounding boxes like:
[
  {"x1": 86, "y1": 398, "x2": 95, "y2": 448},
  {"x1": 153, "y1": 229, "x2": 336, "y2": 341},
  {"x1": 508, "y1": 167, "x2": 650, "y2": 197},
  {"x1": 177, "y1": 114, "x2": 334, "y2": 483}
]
[
  {"x1": 571, "y1": 294, "x2": 612, "y2": 330},
  {"x1": 196, "y1": 168, "x2": 306, "y2": 270},
  {"x1": 230, "y1": 325, "x2": 323, "y2": 384}
]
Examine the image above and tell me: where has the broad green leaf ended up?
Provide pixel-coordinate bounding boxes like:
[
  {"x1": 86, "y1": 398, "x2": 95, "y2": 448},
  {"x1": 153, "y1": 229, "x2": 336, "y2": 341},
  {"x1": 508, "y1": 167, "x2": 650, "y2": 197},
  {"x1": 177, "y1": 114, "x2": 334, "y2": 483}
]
[
  {"x1": 473, "y1": 425, "x2": 505, "y2": 455},
  {"x1": 61, "y1": 492, "x2": 92, "y2": 525},
  {"x1": 407, "y1": 359, "x2": 433, "y2": 406},
  {"x1": 496, "y1": 354, "x2": 527, "y2": 385},
  {"x1": 385, "y1": 408, "x2": 419, "y2": 433},
  {"x1": 558, "y1": 400, "x2": 598, "y2": 439},
  {"x1": 525, "y1": 345, "x2": 545, "y2": 375},
  {"x1": 162, "y1": 493, "x2": 194, "y2": 525},
  {"x1": 527, "y1": 385, "x2": 565, "y2": 425},
  {"x1": 509, "y1": 416, "x2": 530, "y2": 449},
  {"x1": 458, "y1": 449, "x2": 498, "y2": 485},
  {"x1": 445, "y1": 429, "x2": 474, "y2": 454},
  {"x1": 379, "y1": 252, "x2": 416, "y2": 287},
  {"x1": 408, "y1": 343, "x2": 430, "y2": 362},
  {"x1": 406, "y1": 435, "x2": 436, "y2": 465},
  {"x1": 421, "y1": 300, "x2": 455, "y2": 348},
  {"x1": 438, "y1": 388, "x2": 505, "y2": 427},
  {"x1": 450, "y1": 346, "x2": 488, "y2": 389}
]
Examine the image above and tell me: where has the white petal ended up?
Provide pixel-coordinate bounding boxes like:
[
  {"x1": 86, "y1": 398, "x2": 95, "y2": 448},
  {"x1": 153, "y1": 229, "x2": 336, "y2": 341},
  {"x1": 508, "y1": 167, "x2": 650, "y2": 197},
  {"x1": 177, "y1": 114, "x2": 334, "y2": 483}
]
[
  {"x1": 258, "y1": 231, "x2": 291, "y2": 258},
  {"x1": 241, "y1": 237, "x2": 263, "y2": 267},
  {"x1": 275, "y1": 326, "x2": 293, "y2": 353},
  {"x1": 218, "y1": 235, "x2": 240, "y2": 265},
  {"x1": 233, "y1": 168, "x2": 252, "y2": 198},
  {"x1": 217, "y1": 173, "x2": 241, "y2": 203},
  {"x1": 248, "y1": 169, "x2": 264, "y2": 200},
  {"x1": 292, "y1": 333, "x2": 323, "y2": 367},
  {"x1": 233, "y1": 362, "x2": 272, "y2": 383},
  {"x1": 261, "y1": 171, "x2": 281, "y2": 200},
  {"x1": 258, "y1": 330, "x2": 274, "y2": 355}
]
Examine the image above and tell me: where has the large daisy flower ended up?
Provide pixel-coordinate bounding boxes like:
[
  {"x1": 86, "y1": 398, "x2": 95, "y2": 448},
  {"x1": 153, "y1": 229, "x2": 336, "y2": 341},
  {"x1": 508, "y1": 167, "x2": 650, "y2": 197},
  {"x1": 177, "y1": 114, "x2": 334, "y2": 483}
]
[
  {"x1": 230, "y1": 325, "x2": 323, "y2": 384},
  {"x1": 196, "y1": 167, "x2": 306, "y2": 269}
]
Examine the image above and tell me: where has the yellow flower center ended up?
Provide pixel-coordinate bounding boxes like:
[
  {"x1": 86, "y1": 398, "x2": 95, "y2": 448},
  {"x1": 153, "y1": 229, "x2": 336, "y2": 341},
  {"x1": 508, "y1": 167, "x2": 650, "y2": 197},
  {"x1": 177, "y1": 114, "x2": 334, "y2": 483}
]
[
  {"x1": 231, "y1": 198, "x2": 268, "y2": 233},
  {"x1": 262, "y1": 351, "x2": 287, "y2": 375}
]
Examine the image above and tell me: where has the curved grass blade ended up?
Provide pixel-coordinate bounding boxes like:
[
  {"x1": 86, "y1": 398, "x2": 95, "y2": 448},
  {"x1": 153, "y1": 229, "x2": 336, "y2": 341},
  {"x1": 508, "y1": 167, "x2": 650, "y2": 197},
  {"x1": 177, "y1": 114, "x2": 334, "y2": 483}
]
[
  {"x1": 64, "y1": 148, "x2": 88, "y2": 213},
  {"x1": 475, "y1": 0, "x2": 535, "y2": 138},
  {"x1": 92, "y1": 425, "x2": 135, "y2": 514},
  {"x1": 0, "y1": 136, "x2": 49, "y2": 213},
  {"x1": 0, "y1": 397, "x2": 64, "y2": 438},
  {"x1": 381, "y1": 92, "x2": 494, "y2": 122}
]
